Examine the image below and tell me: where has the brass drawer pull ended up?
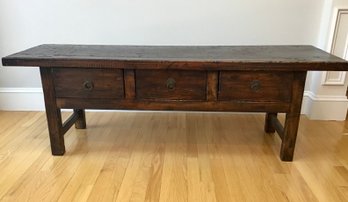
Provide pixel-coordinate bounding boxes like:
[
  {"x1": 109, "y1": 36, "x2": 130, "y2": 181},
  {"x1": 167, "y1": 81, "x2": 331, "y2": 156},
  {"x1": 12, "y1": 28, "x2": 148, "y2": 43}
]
[
  {"x1": 250, "y1": 80, "x2": 261, "y2": 92},
  {"x1": 166, "y1": 78, "x2": 176, "y2": 90},
  {"x1": 83, "y1": 80, "x2": 94, "y2": 91}
]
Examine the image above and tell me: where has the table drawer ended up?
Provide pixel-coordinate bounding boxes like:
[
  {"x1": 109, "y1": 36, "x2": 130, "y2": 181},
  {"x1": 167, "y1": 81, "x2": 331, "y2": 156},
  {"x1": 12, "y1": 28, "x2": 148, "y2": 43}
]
[
  {"x1": 218, "y1": 71, "x2": 293, "y2": 102},
  {"x1": 52, "y1": 68, "x2": 124, "y2": 99},
  {"x1": 136, "y1": 70, "x2": 207, "y2": 101}
]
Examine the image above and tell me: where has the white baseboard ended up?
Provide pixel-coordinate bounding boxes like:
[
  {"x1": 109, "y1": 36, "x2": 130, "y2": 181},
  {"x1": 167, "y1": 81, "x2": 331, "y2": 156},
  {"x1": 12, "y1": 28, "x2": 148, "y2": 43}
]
[
  {"x1": 1, "y1": 88, "x2": 347, "y2": 120},
  {"x1": 302, "y1": 91, "x2": 348, "y2": 120},
  {"x1": 0, "y1": 88, "x2": 45, "y2": 111}
]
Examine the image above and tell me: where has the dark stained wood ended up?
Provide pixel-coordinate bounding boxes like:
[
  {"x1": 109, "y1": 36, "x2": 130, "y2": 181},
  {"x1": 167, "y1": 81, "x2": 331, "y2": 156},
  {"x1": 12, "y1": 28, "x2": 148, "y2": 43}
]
[
  {"x1": 280, "y1": 72, "x2": 307, "y2": 161},
  {"x1": 56, "y1": 98, "x2": 291, "y2": 112},
  {"x1": 2, "y1": 45, "x2": 348, "y2": 71},
  {"x1": 265, "y1": 112, "x2": 277, "y2": 133},
  {"x1": 3, "y1": 45, "x2": 348, "y2": 161},
  {"x1": 40, "y1": 68, "x2": 65, "y2": 155},
  {"x1": 207, "y1": 71, "x2": 218, "y2": 101},
  {"x1": 61, "y1": 111, "x2": 80, "y2": 135},
  {"x1": 269, "y1": 113, "x2": 284, "y2": 140},
  {"x1": 74, "y1": 109, "x2": 86, "y2": 129},
  {"x1": 40, "y1": 68, "x2": 88, "y2": 155},
  {"x1": 135, "y1": 70, "x2": 207, "y2": 101},
  {"x1": 218, "y1": 71, "x2": 293, "y2": 102},
  {"x1": 52, "y1": 68, "x2": 124, "y2": 99},
  {"x1": 124, "y1": 69, "x2": 136, "y2": 99}
]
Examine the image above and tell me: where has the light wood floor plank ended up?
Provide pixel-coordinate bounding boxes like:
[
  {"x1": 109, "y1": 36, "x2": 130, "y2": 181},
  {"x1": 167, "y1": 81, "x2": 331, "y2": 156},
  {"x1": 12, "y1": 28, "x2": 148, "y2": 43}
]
[
  {"x1": 0, "y1": 112, "x2": 101, "y2": 201},
  {"x1": 0, "y1": 111, "x2": 347, "y2": 202},
  {"x1": 87, "y1": 113, "x2": 141, "y2": 202}
]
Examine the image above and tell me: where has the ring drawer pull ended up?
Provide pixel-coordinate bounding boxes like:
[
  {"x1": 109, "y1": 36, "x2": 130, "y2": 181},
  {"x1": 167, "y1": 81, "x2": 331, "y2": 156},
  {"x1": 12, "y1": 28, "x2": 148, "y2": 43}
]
[
  {"x1": 250, "y1": 80, "x2": 261, "y2": 92},
  {"x1": 166, "y1": 78, "x2": 176, "y2": 90},
  {"x1": 83, "y1": 80, "x2": 94, "y2": 91}
]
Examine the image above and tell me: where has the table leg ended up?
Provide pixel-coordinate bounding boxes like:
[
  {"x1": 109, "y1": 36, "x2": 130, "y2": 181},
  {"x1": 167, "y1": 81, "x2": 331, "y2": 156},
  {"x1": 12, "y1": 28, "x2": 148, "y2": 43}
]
[
  {"x1": 264, "y1": 112, "x2": 277, "y2": 133},
  {"x1": 281, "y1": 113, "x2": 301, "y2": 161},
  {"x1": 40, "y1": 68, "x2": 65, "y2": 155},
  {"x1": 74, "y1": 109, "x2": 86, "y2": 129},
  {"x1": 280, "y1": 72, "x2": 307, "y2": 161}
]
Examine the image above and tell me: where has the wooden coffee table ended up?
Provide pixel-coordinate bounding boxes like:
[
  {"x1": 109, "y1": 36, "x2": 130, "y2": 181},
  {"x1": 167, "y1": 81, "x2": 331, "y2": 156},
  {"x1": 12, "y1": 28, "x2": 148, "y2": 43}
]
[{"x1": 2, "y1": 45, "x2": 348, "y2": 161}]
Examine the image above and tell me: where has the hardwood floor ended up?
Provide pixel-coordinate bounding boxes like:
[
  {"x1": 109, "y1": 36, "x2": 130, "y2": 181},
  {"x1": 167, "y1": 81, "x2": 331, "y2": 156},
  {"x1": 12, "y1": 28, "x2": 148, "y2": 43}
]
[{"x1": 0, "y1": 111, "x2": 347, "y2": 202}]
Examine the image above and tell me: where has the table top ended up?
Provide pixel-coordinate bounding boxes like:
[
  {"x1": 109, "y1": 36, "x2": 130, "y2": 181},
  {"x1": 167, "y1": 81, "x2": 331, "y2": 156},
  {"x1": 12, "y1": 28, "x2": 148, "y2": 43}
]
[{"x1": 2, "y1": 44, "x2": 348, "y2": 71}]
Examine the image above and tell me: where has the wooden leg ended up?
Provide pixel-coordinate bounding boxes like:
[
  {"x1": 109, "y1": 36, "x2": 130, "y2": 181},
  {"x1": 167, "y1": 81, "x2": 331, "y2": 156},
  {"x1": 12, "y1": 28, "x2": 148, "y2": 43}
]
[
  {"x1": 280, "y1": 72, "x2": 307, "y2": 161},
  {"x1": 265, "y1": 112, "x2": 277, "y2": 133},
  {"x1": 280, "y1": 113, "x2": 301, "y2": 161},
  {"x1": 40, "y1": 68, "x2": 65, "y2": 155},
  {"x1": 45, "y1": 108, "x2": 65, "y2": 155},
  {"x1": 74, "y1": 109, "x2": 86, "y2": 129}
]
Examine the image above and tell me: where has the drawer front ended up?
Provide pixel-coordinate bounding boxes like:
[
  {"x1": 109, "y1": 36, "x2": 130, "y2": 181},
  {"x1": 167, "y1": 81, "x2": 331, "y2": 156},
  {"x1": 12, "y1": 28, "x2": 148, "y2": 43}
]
[
  {"x1": 136, "y1": 70, "x2": 207, "y2": 101},
  {"x1": 218, "y1": 71, "x2": 293, "y2": 102},
  {"x1": 53, "y1": 68, "x2": 124, "y2": 99}
]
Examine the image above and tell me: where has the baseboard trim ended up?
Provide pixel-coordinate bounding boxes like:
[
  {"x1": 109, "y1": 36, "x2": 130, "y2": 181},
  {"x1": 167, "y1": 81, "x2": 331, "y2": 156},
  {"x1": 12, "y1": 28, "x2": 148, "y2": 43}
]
[
  {"x1": 302, "y1": 91, "x2": 348, "y2": 120},
  {"x1": 0, "y1": 87, "x2": 42, "y2": 93},
  {"x1": 1, "y1": 88, "x2": 347, "y2": 120},
  {"x1": 303, "y1": 91, "x2": 348, "y2": 102},
  {"x1": 0, "y1": 87, "x2": 44, "y2": 111}
]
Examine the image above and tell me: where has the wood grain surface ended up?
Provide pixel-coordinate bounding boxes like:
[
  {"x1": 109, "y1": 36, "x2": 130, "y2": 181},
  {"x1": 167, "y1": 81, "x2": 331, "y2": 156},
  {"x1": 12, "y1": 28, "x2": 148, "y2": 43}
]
[
  {"x1": 52, "y1": 68, "x2": 124, "y2": 99},
  {"x1": 0, "y1": 111, "x2": 347, "y2": 201},
  {"x1": 218, "y1": 71, "x2": 293, "y2": 102},
  {"x1": 135, "y1": 70, "x2": 207, "y2": 101},
  {"x1": 2, "y1": 44, "x2": 348, "y2": 71}
]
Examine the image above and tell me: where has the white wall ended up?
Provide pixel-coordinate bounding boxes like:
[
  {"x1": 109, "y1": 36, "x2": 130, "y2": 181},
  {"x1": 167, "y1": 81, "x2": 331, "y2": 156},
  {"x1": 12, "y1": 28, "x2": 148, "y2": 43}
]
[
  {"x1": 302, "y1": 0, "x2": 348, "y2": 120},
  {"x1": 0, "y1": 0, "x2": 335, "y2": 113}
]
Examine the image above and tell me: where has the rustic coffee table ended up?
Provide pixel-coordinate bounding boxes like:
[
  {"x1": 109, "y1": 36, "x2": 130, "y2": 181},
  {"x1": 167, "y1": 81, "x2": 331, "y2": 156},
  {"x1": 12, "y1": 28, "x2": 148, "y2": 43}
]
[{"x1": 2, "y1": 45, "x2": 348, "y2": 161}]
